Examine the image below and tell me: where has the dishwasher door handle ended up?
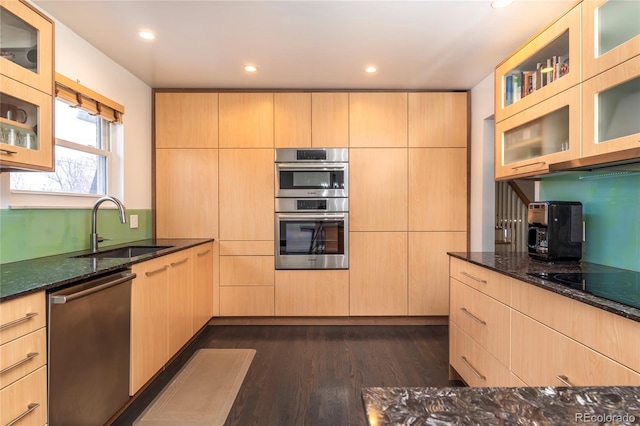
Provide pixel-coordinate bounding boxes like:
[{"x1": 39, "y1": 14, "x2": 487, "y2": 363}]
[{"x1": 51, "y1": 273, "x2": 136, "y2": 304}]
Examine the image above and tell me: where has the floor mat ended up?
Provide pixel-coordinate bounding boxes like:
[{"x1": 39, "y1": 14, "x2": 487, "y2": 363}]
[{"x1": 134, "y1": 348, "x2": 255, "y2": 426}]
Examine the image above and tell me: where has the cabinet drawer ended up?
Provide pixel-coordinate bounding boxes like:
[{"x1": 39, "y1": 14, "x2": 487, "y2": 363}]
[
  {"x1": 0, "y1": 366, "x2": 47, "y2": 426},
  {"x1": 511, "y1": 311, "x2": 640, "y2": 386},
  {"x1": 512, "y1": 279, "x2": 640, "y2": 374},
  {"x1": 220, "y1": 286, "x2": 274, "y2": 316},
  {"x1": 219, "y1": 240, "x2": 274, "y2": 256},
  {"x1": 449, "y1": 279, "x2": 510, "y2": 366},
  {"x1": 449, "y1": 322, "x2": 511, "y2": 387},
  {"x1": 0, "y1": 328, "x2": 46, "y2": 390},
  {"x1": 0, "y1": 292, "x2": 46, "y2": 345},
  {"x1": 449, "y1": 258, "x2": 511, "y2": 304},
  {"x1": 275, "y1": 270, "x2": 349, "y2": 316},
  {"x1": 220, "y1": 256, "x2": 274, "y2": 286}
]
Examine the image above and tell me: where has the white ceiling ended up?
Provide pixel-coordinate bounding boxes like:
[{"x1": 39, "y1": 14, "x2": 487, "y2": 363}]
[{"x1": 33, "y1": 0, "x2": 575, "y2": 90}]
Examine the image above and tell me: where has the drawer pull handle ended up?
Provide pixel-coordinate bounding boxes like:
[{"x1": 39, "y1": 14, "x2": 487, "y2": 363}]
[
  {"x1": 0, "y1": 147, "x2": 18, "y2": 155},
  {"x1": 0, "y1": 312, "x2": 38, "y2": 331},
  {"x1": 460, "y1": 356, "x2": 486, "y2": 381},
  {"x1": 460, "y1": 308, "x2": 487, "y2": 325},
  {"x1": 145, "y1": 265, "x2": 169, "y2": 276},
  {"x1": 556, "y1": 374, "x2": 574, "y2": 387},
  {"x1": 0, "y1": 352, "x2": 39, "y2": 375},
  {"x1": 460, "y1": 272, "x2": 487, "y2": 284},
  {"x1": 197, "y1": 249, "x2": 211, "y2": 257},
  {"x1": 6, "y1": 403, "x2": 40, "y2": 426},
  {"x1": 170, "y1": 258, "x2": 189, "y2": 267},
  {"x1": 511, "y1": 161, "x2": 546, "y2": 171}
]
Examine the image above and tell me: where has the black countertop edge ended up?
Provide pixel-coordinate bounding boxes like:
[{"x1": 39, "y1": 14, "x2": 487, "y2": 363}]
[
  {"x1": 0, "y1": 238, "x2": 214, "y2": 302},
  {"x1": 447, "y1": 252, "x2": 640, "y2": 323},
  {"x1": 362, "y1": 386, "x2": 640, "y2": 425}
]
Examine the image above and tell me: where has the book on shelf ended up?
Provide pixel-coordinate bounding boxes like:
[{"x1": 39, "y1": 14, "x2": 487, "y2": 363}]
[{"x1": 505, "y1": 74, "x2": 513, "y2": 106}]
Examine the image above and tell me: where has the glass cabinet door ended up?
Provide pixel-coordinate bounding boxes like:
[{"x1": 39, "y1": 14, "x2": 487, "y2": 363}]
[
  {"x1": 495, "y1": 85, "x2": 580, "y2": 180},
  {"x1": 583, "y1": 0, "x2": 640, "y2": 80},
  {"x1": 0, "y1": 76, "x2": 53, "y2": 170},
  {"x1": 0, "y1": 0, "x2": 53, "y2": 95},
  {"x1": 494, "y1": 4, "x2": 581, "y2": 123},
  {"x1": 582, "y1": 55, "x2": 640, "y2": 158}
]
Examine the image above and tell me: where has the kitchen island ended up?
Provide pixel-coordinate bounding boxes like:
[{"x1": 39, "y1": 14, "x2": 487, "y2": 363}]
[{"x1": 362, "y1": 386, "x2": 640, "y2": 425}]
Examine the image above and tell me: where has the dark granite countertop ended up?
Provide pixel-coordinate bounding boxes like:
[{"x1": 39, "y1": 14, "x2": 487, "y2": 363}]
[
  {"x1": 0, "y1": 238, "x2": 214, "y2": 301},
  {"x1": 363, "y1": 386, "x2": 640, "y2": 425},
  {"x1": 448, "y1": 252, "x2": 640, "y2": 323}
]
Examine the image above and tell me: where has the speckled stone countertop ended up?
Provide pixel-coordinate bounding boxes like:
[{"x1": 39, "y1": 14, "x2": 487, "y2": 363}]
[
  {"x1": 448, "y1": 252, "x2": 640, "y2": 323},
  {"x1": 0, "y1": 238, "x2": 213, "y2": 301},
  {"x1": 363, "y1": 386, "x2": 640, "y2": 425}
]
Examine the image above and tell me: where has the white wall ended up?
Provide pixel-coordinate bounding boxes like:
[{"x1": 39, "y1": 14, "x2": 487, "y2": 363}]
[
  {"x1": 1, "y1": 3, "x2": 153, "y2": 210},
  {"x1": 469, "y1": 73, "x2": 496, "y2": 251}
]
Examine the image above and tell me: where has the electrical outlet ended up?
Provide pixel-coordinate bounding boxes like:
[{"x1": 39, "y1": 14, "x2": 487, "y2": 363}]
[{"x1": 130, "y1": 214, "x2": 139, "y2": 229}]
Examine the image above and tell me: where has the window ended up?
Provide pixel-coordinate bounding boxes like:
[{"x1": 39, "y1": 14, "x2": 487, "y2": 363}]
[{"x1": 11, "y1": 99, "x2": 114, "y2": 195}]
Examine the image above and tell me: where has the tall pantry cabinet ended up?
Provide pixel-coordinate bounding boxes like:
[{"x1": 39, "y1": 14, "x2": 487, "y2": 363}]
[{"x1": 154, "y1": 90, "x2": 468, "y2": 319}]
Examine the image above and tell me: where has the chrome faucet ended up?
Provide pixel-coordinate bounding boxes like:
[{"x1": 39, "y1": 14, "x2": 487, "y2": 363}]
[{"x1": 91, "y1": 196, "x2": 127, "y2": 253}]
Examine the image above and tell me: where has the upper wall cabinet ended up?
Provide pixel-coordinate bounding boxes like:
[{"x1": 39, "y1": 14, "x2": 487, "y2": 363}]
[
  {"x1": 274, "y1": 93, "x2": 311, "y2": 148},
  {"x1": 582, "y1": 55, "x2": 640, "y2": 158},
  {"x1": 582, "y1": 0, "x2": 640, "y2": 81},
  {"x1": 494, "y1": 4, "x2": 580, "y2": 123},
  {"x1": 311, "y1": 92, "x2": 348, "y2": 148},
  {"x1": 349, "y1": 92, "x2": 407, "y2": 147},
  {"x1": 0, "y1": 0, "x2": 53, "y2": 95},
  {"x1": 408, "y1": 92, "x2": 468, "y2": 148},
  {"x1": 0, "y1": 0, "x2": 54, "y2": 171},
  {"x1": 155, "y1": 92, "x2": 218, "y2": 149},
  {"x1": 219, "y1": 93, "x2": 274, "y2": 148}
]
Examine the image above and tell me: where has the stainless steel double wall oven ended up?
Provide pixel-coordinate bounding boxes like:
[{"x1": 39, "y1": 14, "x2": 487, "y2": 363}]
[{"x1": 275, "y1": 148, "x2": 349, "y2": 269}]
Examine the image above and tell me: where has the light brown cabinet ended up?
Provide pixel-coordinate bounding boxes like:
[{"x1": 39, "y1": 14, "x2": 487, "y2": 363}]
[
  {"x1": 0, "y1": 291, "x2": 47, "y2": 426},
  {"x1": 312, "y1": 92, "x2": 349, "y2": 147},
  {"x1": 408, "y1": 232, "x2": 466, "y2": 316},
  {"x1": 0, "y1": 0, "x2": 54, "y2": 172},
  {"x1": 219, "y1": 93, "x2": 273, "y2": 148},
  {"x1": 350, "y1": 231, "x2": 407, "y2": 316},
  {"x1": 154, "y1": 92, "x2": 218, "y2": 148},
  {"x1": 166, "y1": 251, "x2": 193, "y2": 357},
  {"x1": 408, "y1": 92, "x2": 467, "y2": 148},
  {"x1": 349, "y1": 92, "x2": 407, "y2": 148},
  {"x1": 275, "y1": 93, "x2": 311, "y2": 148},
  {"x1": 350, "y1": 148, "x2": 407, "y2": 232},
  {"x1": 275, "y1": 270, "x2": 349, "y2": 316},
  {"x1": 218, "y1": 148, "x2": 274, "y2": 241},
  {"x1": 193, "y1": 241, "x2": 217, "y2": 328},
  {"x1": 155, "y1": 148, "x2": 218, "y2": 239},
  {"x1": 130, "y1": 256, "x2": 169, "y2": 395},
  {"x1": 408, "y1": 148, "x2": 467, "y2": 231}
]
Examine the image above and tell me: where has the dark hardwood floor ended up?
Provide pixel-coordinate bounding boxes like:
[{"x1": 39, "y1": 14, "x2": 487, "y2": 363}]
[{"x1": 113, "y1": 325, "x2": 462, "y2": 426}]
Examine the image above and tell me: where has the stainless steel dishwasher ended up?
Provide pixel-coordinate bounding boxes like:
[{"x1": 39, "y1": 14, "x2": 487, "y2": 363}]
[{"x1": 48, "y1": 268, "x2": 135, "y2": 426}]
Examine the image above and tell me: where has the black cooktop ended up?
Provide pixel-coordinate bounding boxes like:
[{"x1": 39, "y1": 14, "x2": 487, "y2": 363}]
[{"x1": 528, "y1": 271, "x2": 640, "y2": 311}]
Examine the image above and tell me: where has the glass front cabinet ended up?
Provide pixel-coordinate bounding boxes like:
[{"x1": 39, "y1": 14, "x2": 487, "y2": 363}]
[
  {"x1": 0, "y1": 0, "x2": 54, "y2": 171},
  {"x1": 582, "y1": 55, "x2": 640, "y2": 158},
  {"x1": 495, "y1": 85, "x2": 580, "y2": 180},
  {"x1": 582, "y1": 0, "x2": 640, "y2": 81}
]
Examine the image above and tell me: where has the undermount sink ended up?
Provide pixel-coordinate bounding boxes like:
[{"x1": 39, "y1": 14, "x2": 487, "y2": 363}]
[{"x1": 74, "y1": 245, "x2": 174, "y2": 259}]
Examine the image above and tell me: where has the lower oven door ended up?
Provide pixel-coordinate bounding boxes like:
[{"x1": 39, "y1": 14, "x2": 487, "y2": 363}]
[{"x1": 275, "y1": 212, "x2": 349, "y2": 269}]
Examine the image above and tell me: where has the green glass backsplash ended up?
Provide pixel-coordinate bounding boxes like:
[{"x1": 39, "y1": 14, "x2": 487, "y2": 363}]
[
  {"x1": 0, "y1": 209, "x2": 152, "y2": 264},
  {"x1": 539, "y1": 172, "x2": 640, "y2": 272}
]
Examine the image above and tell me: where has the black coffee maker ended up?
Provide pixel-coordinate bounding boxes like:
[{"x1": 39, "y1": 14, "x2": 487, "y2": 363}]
[{"x1": 527, "y1": 201, "x2": 583, "y2": 261}]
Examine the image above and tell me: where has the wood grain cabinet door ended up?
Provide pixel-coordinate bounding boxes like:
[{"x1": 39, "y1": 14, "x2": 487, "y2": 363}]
[
  {"x1": 155, "y1": 92, "x2": 218, "y2": 148},
  {"x1": 192, "y1": 242, "x2": 217, "y2": 330},
  {"x1": 275, "y1": 93, "x2": 311, "y2": 148},
  {"x1": 219, "y1": 93, "x2": 274, "y2": 148},
  {"x1": 166, "y1": 251, "x2": 193, "y2": 358},
  {"x1": 311, "y1": 92, "x2": 349, "y2": 148},
  {"x1": 349, "y1": 92, "x2": 407, "y2": 148},
  {"x1": 408, "y1": 92, "x2": 468, "y2": 148}
]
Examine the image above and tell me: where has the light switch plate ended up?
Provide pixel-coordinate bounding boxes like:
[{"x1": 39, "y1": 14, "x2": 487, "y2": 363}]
[{"x1": 130, "y1": 214, "x2": 139, "y2": 229}]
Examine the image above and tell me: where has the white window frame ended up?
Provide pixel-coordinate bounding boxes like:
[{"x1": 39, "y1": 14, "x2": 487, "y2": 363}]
[{"x1": 7, "y1": 111, "x2": 123, "y2": 209}]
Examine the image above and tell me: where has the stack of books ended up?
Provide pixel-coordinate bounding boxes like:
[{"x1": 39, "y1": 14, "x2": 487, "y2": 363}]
[{"x1": 505, "y1": 54, "x2": 569, "y2": 107}]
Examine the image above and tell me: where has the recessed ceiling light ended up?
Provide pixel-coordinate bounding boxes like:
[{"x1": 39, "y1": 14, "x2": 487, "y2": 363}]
[
  {"x1": 491, "y1": 0, "x2": 513, "y2": 8},
  {"x1": 138, "y1": 31, "x2": 155, "y2": 40},
  {"x1": 365, "y1": 66, "x2": 377, "y2": 73},
  {"x1": 244, "y1": 65, "x2": 258, "y2": 73}
]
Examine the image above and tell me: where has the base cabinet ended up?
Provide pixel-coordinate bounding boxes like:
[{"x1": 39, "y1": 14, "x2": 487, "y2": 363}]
[{"x1": 275, "y1": 270, "x2": 349, "y2": 316}]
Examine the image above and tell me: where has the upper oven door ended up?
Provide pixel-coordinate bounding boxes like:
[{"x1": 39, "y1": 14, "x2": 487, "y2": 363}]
[{"x1": 275, "y1": 163, "x2": 348, "y2": 198}]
